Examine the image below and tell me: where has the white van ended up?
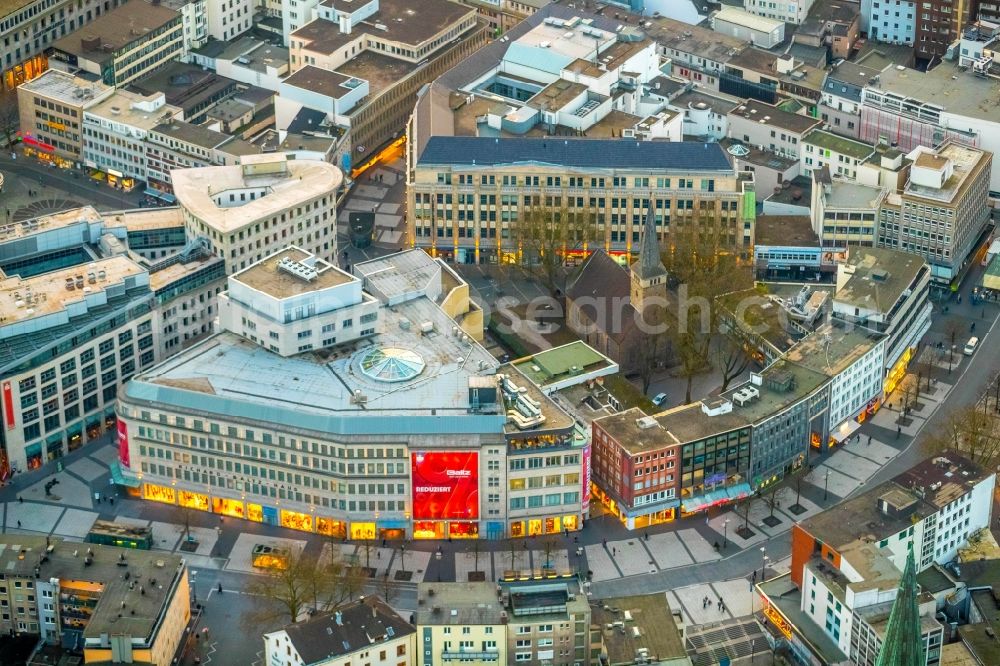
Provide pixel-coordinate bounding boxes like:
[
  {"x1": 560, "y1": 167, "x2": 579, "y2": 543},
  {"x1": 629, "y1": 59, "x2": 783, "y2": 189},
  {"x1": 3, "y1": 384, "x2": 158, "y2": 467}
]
[{"x1": 964, "y1": 337, "x2": 979, "y2": 355}]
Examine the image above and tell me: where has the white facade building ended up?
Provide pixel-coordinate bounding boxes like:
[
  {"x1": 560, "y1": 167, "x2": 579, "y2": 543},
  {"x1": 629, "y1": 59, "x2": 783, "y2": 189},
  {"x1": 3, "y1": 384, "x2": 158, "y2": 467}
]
[
  {"x1": 863, "y1": 0, "x2": 916, "y2": 44},
  {"x1": 743, "y1": 0, "x2": 815, "y2": 24}
]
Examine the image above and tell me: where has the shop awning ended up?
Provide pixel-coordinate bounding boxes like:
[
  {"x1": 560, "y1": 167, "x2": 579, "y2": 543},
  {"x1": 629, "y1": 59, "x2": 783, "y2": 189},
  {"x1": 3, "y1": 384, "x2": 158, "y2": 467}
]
[
  {"x1": 110, "y1": 460, "x2": 141, "y2": 488},
  {"x1": 681, "y1": 488, "x2": 731, "y2": 514},
  {"x1": 830, "y1": 419, "x2": 861, "y2": 444},
  {"x1": 726, "y1": 482, "x2": 753, "y2": 500}
]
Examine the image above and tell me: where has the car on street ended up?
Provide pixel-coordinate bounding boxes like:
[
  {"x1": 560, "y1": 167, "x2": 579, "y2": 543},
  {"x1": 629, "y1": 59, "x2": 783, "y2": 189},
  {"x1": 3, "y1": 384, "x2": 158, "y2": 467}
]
[
  {"x1": 965, "y1": 336, "x2": 979, "y2": 355},
  {"x1": 652, "y1": 393, "x2": 668, "y2": 406}
]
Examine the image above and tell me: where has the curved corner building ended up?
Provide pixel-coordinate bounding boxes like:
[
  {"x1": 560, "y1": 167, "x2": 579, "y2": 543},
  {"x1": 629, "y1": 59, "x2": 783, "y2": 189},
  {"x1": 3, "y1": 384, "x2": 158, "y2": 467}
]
[{"x1": 115, "y1": 247, "x2": 589, "y2": 540}]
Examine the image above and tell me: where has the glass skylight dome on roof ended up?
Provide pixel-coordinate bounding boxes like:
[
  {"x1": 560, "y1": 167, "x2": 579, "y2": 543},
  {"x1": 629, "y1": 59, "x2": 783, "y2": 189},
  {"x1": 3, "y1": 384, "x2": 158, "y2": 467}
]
[{"x1": 359, "y1": 347, "x2": 425, "y2": 382}]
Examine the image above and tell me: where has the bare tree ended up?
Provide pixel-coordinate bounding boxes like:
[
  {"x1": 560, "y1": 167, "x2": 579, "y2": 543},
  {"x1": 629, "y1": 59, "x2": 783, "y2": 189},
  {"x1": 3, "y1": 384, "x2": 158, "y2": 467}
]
[
  {"x1": 0, "y1": 107, "x2": 17, "y2": 148},
  {"x1": 925, "y1": 404, "x2": 1000, "y2": 467},
  {"x1": 636, "y1": 332, "x2": 669, "y2": 395},
  {"x1": 358, "y1": 539, "x2": 377, "y2": 576},
  {"x1": 541, "y1": 538, "x2": 558, "y2": 570},
  {"x1": 511, "y1": 204, "x2": 599, "y2": 292},
  {"x1": 942, "y1": 318, "x2": 965, "y2": 373},
  {"x1": 715, "y1": 335, "x2": 751, "y2": 392},
  {"x1": 242, "y1": 549, "x2": 365, "y2": 628},
  {"x1": 760, "y1": 484, "x2": 781, "y2": 525},
  {"x1": 736, "y1": 494, "x2": 755, "y2": 537}
]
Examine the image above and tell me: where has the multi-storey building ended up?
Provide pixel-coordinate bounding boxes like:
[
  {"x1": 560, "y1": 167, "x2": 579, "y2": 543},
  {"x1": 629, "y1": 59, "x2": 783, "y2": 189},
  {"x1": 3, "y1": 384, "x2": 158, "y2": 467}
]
[
  {"x1": 0, "y1": 535, "x2": 190, "y2": 665},
  {"x1": 82, "y1": 89, "x2": 182, "y2": 191},
  {"x1": 264, "y1": 596, "x2": 416, "y2": 666},
  {"x1": 800, "y1": 129, "x2": 876, "y2": 179},
  {"x1": 727, "y1": 99, "x2": 822, "y2": 160},
  {"x1": 48, "y1": 1, "x2": 184, "y2": 87},
  {"x1": 171, "y1": 153, "x2": 342, "y2": 274},
  {"x1": 877, "y1": 142, "x2": 992, "y2": 285},
  {"x1": 914, "y1": 0, "x2": 974, "y2": 62},
  {"x1": 832, "y1": 247, "x2": 932, "y2": 395},
  {"x1": 116, "y1": 247, "x2": 589, "y2": 540},
  {"x1": 0, "y1": 0, "x2": 127, "y2": 91},
  {"x1": 145, "y1": 120, "x2": 259, "y2": 199},
  {"x1": 760, "y1": 453, "x2": 994, "y2": 666},
  {"x1": 0, "y1": 206, "x2": 224, "y2": 473},
  {"x1": 455, "y1": 0, "x2": 549, "y2": 33},
  {"x1": 819, "y1": 61, "x2": 875, "y2": 139},
  {"x1": 408, "y1": 136, "x2": 755, "y2": 264},
  {"x1": 282, "y1": 0, "x2": 486, "y2": 157},
  {"x1": 16, "y1": 69, "x2": 113, "y2": 168},
  {"x1": 415, "y1": 578, "x2": 591, "y2": 666},
  {"x1": 743, "y1": 0, "x2": 815, "y2": 24},
  {"x1": 864, "y1": 0, "x2": 917, "y2": 44},
  {"x1": 809, "y1": 165, "x2": 886, "y2": 247}
]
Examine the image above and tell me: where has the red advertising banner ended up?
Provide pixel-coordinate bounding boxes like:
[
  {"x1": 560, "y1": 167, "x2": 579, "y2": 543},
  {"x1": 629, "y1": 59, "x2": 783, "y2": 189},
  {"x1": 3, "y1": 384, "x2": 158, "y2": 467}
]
[
  {"x1": 2, "y1": 382, "x2": 14, "y2": 430},
  {"x1": 582, "y1": 444, "x2": 592, "y2": 509},
  {"x1": 117, "y1": 420, "x2": 130, "y2": 468},
  {"x1": 411, "y1": 451, "x2": 479, "y2": 520}
]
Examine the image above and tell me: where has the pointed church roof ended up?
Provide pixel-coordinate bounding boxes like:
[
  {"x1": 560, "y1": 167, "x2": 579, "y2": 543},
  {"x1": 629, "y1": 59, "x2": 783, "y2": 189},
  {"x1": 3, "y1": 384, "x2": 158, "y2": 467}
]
[
  {"x1": 631, "y1": 205, "x2": 666, "y2": 281},
  {"x1": 875, "y1": 550, "x2": 924, "y2": 666}
]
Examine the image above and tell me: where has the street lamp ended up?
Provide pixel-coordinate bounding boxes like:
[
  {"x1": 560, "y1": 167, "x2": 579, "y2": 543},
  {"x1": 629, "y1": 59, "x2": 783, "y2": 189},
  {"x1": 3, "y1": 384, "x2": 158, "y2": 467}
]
[
  {"x1": 824, "y1": 470, "x2": 830, "y2": 501},
  {"x1": 760, "y1": 546, "x2": 768, "y2": 582},
  {"x1": 723, "y1": 518, "x2": 730, "y2": 549},
  {"x1": 751, "y1": 638, "x2": 756, "y2": 662}
]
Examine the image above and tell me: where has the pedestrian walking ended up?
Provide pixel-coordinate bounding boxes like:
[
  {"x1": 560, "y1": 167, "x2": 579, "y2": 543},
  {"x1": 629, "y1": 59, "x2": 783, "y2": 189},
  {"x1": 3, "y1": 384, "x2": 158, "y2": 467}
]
[
  {"x1": 612, "y1": 547, "x2": 617, "y2": 556},
  {"x1": 868, "y1": 435, "x2": 872, "y2": 446},
  {"x1": 752, "y1": 570, "x2": 757, "y2": 582},
  {"x1": 602, "y1": 538, "x2": 607, "y2": 547},
  {"x1": 217, "y1": 583, "x2": 222, "y2": 593},
  {"x1": 16, "y1": 520, "x2": 20, "y2": 528}
]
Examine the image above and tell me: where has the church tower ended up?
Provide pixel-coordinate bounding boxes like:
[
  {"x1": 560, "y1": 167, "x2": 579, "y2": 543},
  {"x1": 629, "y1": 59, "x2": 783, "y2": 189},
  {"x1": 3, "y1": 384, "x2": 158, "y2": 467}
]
[{"x1": 630, "y1": 205, "x2": 667, "y2": 322}]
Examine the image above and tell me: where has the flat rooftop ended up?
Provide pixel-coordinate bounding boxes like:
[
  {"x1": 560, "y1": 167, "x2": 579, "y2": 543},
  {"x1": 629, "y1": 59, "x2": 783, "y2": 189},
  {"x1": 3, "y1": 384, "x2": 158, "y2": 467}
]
[
  {"x1": 669, "y1": 89, "x2": 740, "y2": 118},
  {"x1": 717, "y1": 287, "x2": 805, "y2": 354},
  {"x1": 0, "y1": 255, "x2": 145, "y2": 326},
  {"x1": 825, "y1": 180, "x2": 886, "y2": 209},
  {"x1": 596, "y1": 403, "x2": 748, "y2": 453},
  {"x1": 644, "y1": 14, "x2": 748, "y2": 65},
  {"x1": 512, "y1": 341, "x2": 613, "y2": 388},
  {"x1": 905, "y1": 143, "x2": 990, "y2": 204},
  {"x1": 152, "y1": 120, "x2": 236, "y2": 150},
  {"x1": 0, "y1": 536, "x2": 183, "y2": 644},
  {"x1": 721, "y1": 360, "x2": 829, "y2": 425},
  {"x1": 86, "y1": 91, "x2": 180, "y2": 131},
  {"x1": 0, "y1": 206, "x2": 103, "y2": 243},
  {"x1": 231, "y1": 247, "x2": 355, "y2": 298},
  {"x1": 873, "y1": 61, "x2": 1000, "y2": 125},
  {"x1": 16, "y1": 69, "x2": 111, "y2": 104},
  {"x1": 170, "y1": 157, "x2": 342, "y2": 233},
  {"x1": 713, "y1": 6, "x2": 784, "y2": 33},
  {"x1": 527, "y1": 79, "x2": 589, "y2": 113},
  {"x1": 50, "y1": 1, "x2": 179, "y2": 64},
  {"x1": 834, "y1": 247, "x2": 925, "y2": 311},
  {"x1": 759, "y1": 575, "x2": 848, "y2": 663},
  {"x1": 148, "y1": 253, "x2": 224, "y2": 292},
  {"x1": 324, "y1": 0, "x2": 474, "y2": 46},
  {"x1": 784, "y1": 320, "x2": 885, "y2": 377},
  {"x1": 730, "y1": 99, "x2": 821, "y2": 135},
  {"x1": 335, "y1": 50, "x2": 419, "y2": 98},
  {"x1": 592, "y1": 593, "x2": 686, "y2": 663},
  {"x1": 754, "y1": 215, "x2": 819, "y2": 248},
  {"x1": 103, "y1": 207, "x2": 184, "y2": 232},
  {"x1": 803, "y1": 129, "x2": 875, "y2": 160},
  {"x1": 283, "y1": 65, "x2": 358, "y2": 100},
  {"x1": 415, "y1": 582, "x2": 505, "y2": 625}
]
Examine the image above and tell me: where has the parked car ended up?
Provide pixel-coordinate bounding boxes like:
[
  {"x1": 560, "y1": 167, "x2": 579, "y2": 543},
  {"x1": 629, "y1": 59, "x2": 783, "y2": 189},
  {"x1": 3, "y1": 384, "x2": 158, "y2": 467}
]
[{"x1": 652, "y1": 393, "x2": 668, "y2": 406}]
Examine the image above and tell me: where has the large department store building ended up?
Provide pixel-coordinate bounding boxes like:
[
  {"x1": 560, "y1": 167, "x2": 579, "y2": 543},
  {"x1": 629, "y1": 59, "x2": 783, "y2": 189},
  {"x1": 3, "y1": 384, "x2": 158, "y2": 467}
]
[{"x1": 116, "y1": 247, "x2": 589, "y2": 540}]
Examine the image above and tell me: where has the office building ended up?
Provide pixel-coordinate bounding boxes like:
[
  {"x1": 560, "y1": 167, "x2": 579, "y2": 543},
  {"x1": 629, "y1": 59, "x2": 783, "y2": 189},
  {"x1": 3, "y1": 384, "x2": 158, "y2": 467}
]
[
  {"x1": 0, "y1": 206, "x2": 224, "y2": 474},
  {"x1": 915, "y1": 0, "x2": 974, "y2": 61},
  {"x1": 145, "y1": 121, "x2": 259, "y2": 200},
  {"x1": 115, "y1": 247, "x2": 589, "y2": 540},
  {"x1": 16, "y1": 69, "x2": 113, "y2": 169},
  {"x1": 0, "y1": 536, "x2": 190, "y2": 665},
  {"x1": 171, "y1": 153, "x2": 343, "y2": 273},
  {"x1": 455, "y1": 0, "x2": 549, "y2": 33},
  {"x1": 263, "y1": 596, "x2": 416, "y2": 666},
  {"x1": 809, "y1": 166, "x2": 886, "y2": 247},
  {"x1": 82, "y1": 89, "x2": 182, "y2": 190},
  {"x1": 832, "y1": 247, "x2": 932, "y2": 395},
  {"x1": 408, "y1": 136, "x2": 755, "y2": 264},
  {"x1": 877, "y1": 142, "x2": 992, "y2": 285},
  {"x1": 48, "y1": 1, "x2": 184, "y2": 87},
  {"x1": 415, "y1": 577, "x2": 590, "y2": 666},
  {"x1": 760, "y1": 453, "x2": 994, "y2": 665},
  {"x1": 0, "y1": 0, "x2": 126, "y2": 91},
  {"x1": 743, "y1": 0, "x2": 815, "y2": 24},
  {"x1": 727, "y1": 99, "x2": 821, "y2": 160}
]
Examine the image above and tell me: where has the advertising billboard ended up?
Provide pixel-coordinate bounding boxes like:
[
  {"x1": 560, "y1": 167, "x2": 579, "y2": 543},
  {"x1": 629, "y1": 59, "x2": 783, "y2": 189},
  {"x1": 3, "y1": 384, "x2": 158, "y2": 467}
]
[
  {"x1": 2, "y1": 381, "x2": 14, "y2": 430},
  {"x1": 582, "y1": 444, "x2": 591, "y2": 511},
  {"x1": 117, "y1": 420, "x2": 130, "y2": 468},
  {"x1": 411, "y1": 451, "x2": 479, "y2": 520}
]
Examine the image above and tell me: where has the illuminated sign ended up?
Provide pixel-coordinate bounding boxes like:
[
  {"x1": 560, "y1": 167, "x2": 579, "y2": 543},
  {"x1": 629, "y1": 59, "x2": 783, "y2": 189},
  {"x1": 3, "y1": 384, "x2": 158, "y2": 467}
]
[
  {"x1": 2, "y1": 382, "x2": 13, "y2": 430},
  {"x1": 762, "y1": 600, "x2": 793, "y2": 640},
  {"x1": 582, "y1": 444, "x2": 591, "y2": 509},
  {"x1": 411, "y1": 451, "x2": 479, "y2": 520},
  {"x1": 117, "y1": 420, "x2": 130, "y2": 468},
  {"x1": 21, "y1": 135, "x2": 54, "y2": 152}
]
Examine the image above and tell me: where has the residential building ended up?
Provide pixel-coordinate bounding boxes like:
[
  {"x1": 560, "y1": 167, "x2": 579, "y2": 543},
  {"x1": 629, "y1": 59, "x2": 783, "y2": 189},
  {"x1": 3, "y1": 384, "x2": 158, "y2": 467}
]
[
  {"x1": 645, "y1": 15, "x2": 749, "y2": 93},
  {"x1": 415, "y1": 577, "x2": 590, "y2": 666},
  {"x1": 801, "y1": 129, "x2": 876, "y2": 179},
  {"x1": 0, "y1": 536, "x2": 189, "y2": 664},
  {"x1": 284, "y1": 0, "x2": 487, "y2": 158},
  {"x1": 591, "y1": 593, "x2": 690, "y2": 666},
  {"x1": 82, "y1": 89, "x2": 182, "y2": 190},
  {"x1": 819, "y1": 61, "x2": 876, "y2": 139},
  {"x1": 726, "y1": 48, "x2": 827, "y2": 111},
  {"x1": 0, "y1": 0, "x2": 126, "y2": 91},
  {"x1": 16, "y1": 69, "x2": 113, "y2": 168},
  {"x1": 455, "y1": 0, "x2": 549, "y2": 34},
  {"x1": 727, "y1": 99, "x2": 822, "y2": 160},
  {"x1": 795, "y1": 0, "x2": 861, "y2": 60},
  {"x1": 832, "y1": 247, "x2": 932, "y2": 395},
  {"x1": 0, "y1": 206, "x2": 224, "y2": 473},
  {"x1": 753, "y1": 214, "x2": 843, "y2": 281},
  {"x1": 408, "y1": 136, "x2": 755, "y2": 264},
  {"x1": 877, "y1": 142, "x2": 993, "y2": 285},
  {"x1": 760, "y1": 453, "x2": 994, "y2": 665},
  {"x1": 115, "y1": 247, "x2": 589, "y2": 540},
  {"x1": 957, "y1": 19, "x2": 1000, "y2": 70},
  {"x1": 263, "y1": 596, "x2": 416, "y2": 666},
  {"x1": 914, "y1": 0, "x2": 974, "y2": 62},
  {"x1": 711, "y1": 7, "x2": 785, "y2": 48},
  {"x1": 743, "y1": 0, "x2": 816, "y2": 24},
  {"x1": 171, "y1": 153, "x2": 342, "y2": 274},
  {"x1": 668, "y1": 89, "x2": 739, "y2": 141},
  {"x1": 865, "y1": 0, "x2": 917, "y2": 44},
  {"x1": 48, "y1": 1, "x2": 184, "y2": 87},
  {"x1": 785, "y1": 319, "x2": 886, "y2": 443}
]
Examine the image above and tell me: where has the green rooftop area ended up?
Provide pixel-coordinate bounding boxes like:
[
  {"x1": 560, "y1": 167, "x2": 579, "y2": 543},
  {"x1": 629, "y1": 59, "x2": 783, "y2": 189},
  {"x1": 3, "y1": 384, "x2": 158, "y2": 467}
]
[
  {"x1": 804, "y1": 129, "x2": 876, "y2": 161},
  {"x1": 513, "y1": 341, "x2": 612, "y2": 386}
]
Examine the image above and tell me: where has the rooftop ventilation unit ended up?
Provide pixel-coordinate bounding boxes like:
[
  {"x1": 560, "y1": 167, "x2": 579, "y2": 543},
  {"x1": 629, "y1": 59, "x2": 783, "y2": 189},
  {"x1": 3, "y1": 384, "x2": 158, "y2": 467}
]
[{"x1": 277, "y1": 256, "x2": 319, "y2": 282}]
